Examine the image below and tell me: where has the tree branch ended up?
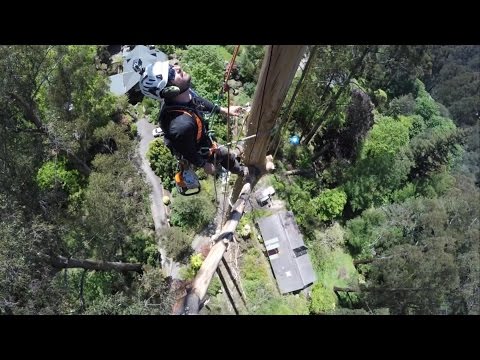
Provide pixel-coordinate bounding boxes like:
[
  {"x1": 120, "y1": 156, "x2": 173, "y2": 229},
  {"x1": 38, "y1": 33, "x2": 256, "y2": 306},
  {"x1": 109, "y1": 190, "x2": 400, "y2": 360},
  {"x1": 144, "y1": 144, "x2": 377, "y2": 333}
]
[{"x1": 47, "y1": 254, "x2": 143, "y2": 273}]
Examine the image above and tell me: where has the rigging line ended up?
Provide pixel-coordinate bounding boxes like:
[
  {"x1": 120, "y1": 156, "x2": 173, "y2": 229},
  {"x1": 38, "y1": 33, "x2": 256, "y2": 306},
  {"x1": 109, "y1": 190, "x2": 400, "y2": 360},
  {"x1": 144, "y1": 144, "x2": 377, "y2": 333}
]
[
  {"x1": 219, "y1": 46, "x2": 241, "y2": 225},
  {"x1": 213, "y1": 151, "x2": 219, "y2": 206},
  {"x1": 221, "y1": 88, "x2": 232, "y2": 225},
  {"x1": 209, "y1": 46, "x2": 241, "y2": 206},
  {"x1": 223, "y1": 45, "x2": 241, "y2": 90}
]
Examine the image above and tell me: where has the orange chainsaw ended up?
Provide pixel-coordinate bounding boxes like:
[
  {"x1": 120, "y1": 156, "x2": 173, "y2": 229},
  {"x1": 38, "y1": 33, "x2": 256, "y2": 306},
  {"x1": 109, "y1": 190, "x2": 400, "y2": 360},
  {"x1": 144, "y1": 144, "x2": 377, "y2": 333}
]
[{"x1": 174, "y1": 159, "x2": 201, "y2": 196}]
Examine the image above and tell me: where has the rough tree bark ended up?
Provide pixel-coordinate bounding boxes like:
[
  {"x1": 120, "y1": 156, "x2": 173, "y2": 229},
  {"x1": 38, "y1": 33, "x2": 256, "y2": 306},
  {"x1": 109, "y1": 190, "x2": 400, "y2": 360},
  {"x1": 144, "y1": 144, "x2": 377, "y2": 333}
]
[
  {"x1": 269, "y1": 45, "x2": 318, "y2": 155},
  {"x1": 179, "y1": 45, "x2": 307, "y2": 315},
  {"x1": 48, "y1": 254, "x2": 143, "y2": 272},
  {"x1": 231, "y1": 45, "x2": 307, "y2": 203}
]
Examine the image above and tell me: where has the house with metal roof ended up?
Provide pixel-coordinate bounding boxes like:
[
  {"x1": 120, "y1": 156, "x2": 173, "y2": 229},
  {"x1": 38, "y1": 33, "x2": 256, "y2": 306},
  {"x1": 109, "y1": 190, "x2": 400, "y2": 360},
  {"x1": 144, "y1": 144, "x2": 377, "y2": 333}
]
[
  {"x1": 256, "y1": 211, "x2": 316, "y2": 294},
  {"x1": 109, "y1": 45, "x2": 168, "y2": 96}
]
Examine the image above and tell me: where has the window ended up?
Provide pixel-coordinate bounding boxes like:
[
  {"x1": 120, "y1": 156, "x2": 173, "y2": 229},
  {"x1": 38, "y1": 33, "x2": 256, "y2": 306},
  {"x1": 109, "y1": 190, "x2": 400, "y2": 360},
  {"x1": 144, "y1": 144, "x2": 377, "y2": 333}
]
[
  {"x1": 267, "y1": 248, "x2": 279, "y2": 256},
  {"x1": 293, "y1": 246, "x2": 308, "y2": 258}
]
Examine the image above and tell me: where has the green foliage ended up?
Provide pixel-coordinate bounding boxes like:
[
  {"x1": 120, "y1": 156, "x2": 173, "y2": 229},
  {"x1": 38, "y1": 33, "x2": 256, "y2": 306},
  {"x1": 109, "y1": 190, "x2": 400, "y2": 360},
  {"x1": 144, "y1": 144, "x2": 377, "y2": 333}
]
[
  {"x1": 146, "y1": 138, "x2": 177, "y2": 190},
  {"x1": 345, "y1": 208, "x2": 387, "y2": 257},
  {"x1": 124, "y1": 232, "x2": 159, "y2": 266},
  {"x1": 425, "y1": 115, "x2": 456, "y2": 131},
  {"x1": 344, "y1": 116, "x2": 414, "y2": 211},
  {"x1": 373, "y1": 89, "x2": 388, "y2": 109},
  {"x1": 170, "y1": 192, "x2": 215, "y2": 232},
  {"x1": 364, "y1": 45, "x2": 433, "y2": 98},
  {"x1": 39, "y1": 46, "x2": 118, "y2": 163},
  {"x1": 270, "y1": 174, "x2": 329, "y2": 236},
  {"x1": 362, "y1": 116, "x2": 411, "y2": 158},
  {"x1": 85, "y1": 268, "x2": 173, "y2": 315},
  {"x1": 69, "y1": 269, "x2": 123, "y2": 304},
  {"x1": 409, "y1": 127, "x2": 463, "y2": 179},
  {"x1": 391, "y1": 182, "x2": 417, "y2": 203},
  {"x1": 180, "y1": 253, "x2": 204, "y2": 281},
  {"x1": 309, "y1": 240, "x2": 359, "y2": 294},
  {"x1": 207, "y1": 275, "x2": 222, "y2": 297},
  {"x1": 181, "y1": 46, "x2": 225, "y2": 100},
  {"x1": 83, "y1": 126, "x2": 150, "y2": 259},
  {"x1": 190, "y1": 253, "x2": 204, "y2": 271},
  {"x1": 239, "y1": 223, "x2": 252, "y2": 238},
  {"x1": 311, "y1": 222, "x2": 345, "y2": 251},
  {"x1": 36, "y1": 157, "x2": 81, "y2": 195},
  {"x1": 237, "y1": 45, "x2": 265, "y2": 84},
  {"x1": 242, "y1": 82, "x2": 257, "y2": 97},
  {"x1": 351, "y1": 178, "x2": 480, "y2": 314},
  {"x1": 283, "y1": 142, "x2": 314, "y2": 170},
  {"x1": 238, "y1": 208, "x2": 270, "y2": 242},
  {"x1": 414, "y1": 80, "x2": 441, "y2": 122},
  {"x1": 241, "y1": 247, "x2": 278, "y2": 313},
  {"x1": 310, "y1": 188, "x2": 347, "y2": 221},
  {"x1": 407, "y1": 115, "x2": 426, "y2": 138},
  {"x1": 0, "y1": 197, "x2": 68, "y2": 314},
  {"x1": 214, "y1": 46, "x2": 233, "y2": 61},
  {"x1": 0, "y1": 46, "x2": 167, "y2": 314},
  {"x1": 388, "y1": 94, "x2": 416, "y2": 117},
  {"x1": 310, "y1": 282, "x2": 337, "y2": 314},
  {"x1": 232, "y1": 89, "x2": 252, "y2": 106},
  {"x1": 415, "y1": 171, "x2": 456, "y2": 198},
  {"x1": 257, "y1": 294, "x2": 309, "y2": 315},
  {"x1": 142, "y1": 97, "x2": 161, "y2": 123},
  {"x1": 130, "y1": 123, "x2": 138, "y2": 138},
  {"x1": 426, "y1": 45, "x2": 480, "y2": 126},
  {"x1": 158, "y1": 227, "x2": 193, "y2": 264},
  {"x1": 155, "y1": 45, "x2": 177, "y2": 55}
]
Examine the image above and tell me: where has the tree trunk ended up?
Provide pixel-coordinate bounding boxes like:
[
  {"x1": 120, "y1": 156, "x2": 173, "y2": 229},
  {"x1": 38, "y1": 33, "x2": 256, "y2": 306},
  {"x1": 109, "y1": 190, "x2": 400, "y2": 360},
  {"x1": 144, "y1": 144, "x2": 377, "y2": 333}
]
[
  {"x1": 182, "y1": 182, "x2": 252, "y2": 315},
  {"x1": 181, "y1": 46, "x2": 307, "y2": 315},
  {"x1": 269, "y1": 45, "x2": 318, "y2": 155},
  {"x1": 299, "y1": 72, "x2": 340, "y2": 142},
  {"x1": 48, "y1": 255, "x2": 143, "y2": 273},
  {"x1": 353, "y1": 258, "x2": 374, "y2": 266},
  {"x1": 242, "y1": 45, "x2": 307, "y2": 171},
  {"x1": 231, "y1": 45, "x2": 307, "y2": 204},
  {"x1": 333, "y1": 286, "x2": 360, "y2": 293},
  {"x1": 302, "y1": 46, "x2": 371, "y2": 145}
]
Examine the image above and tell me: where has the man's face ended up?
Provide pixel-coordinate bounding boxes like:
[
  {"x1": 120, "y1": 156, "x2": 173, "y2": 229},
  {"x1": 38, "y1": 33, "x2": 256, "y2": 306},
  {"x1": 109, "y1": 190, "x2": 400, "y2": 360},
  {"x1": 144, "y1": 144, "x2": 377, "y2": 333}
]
[{"x1": 170, "y1": 65, "x2": 191, "y2": 90}]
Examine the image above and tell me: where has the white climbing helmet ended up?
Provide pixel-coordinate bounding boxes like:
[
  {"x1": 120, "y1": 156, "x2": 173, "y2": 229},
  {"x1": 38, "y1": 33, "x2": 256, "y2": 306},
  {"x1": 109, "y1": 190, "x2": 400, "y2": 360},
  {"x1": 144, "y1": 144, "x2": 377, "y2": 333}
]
[{"x1": 136, "y1": 59, "x2": 170, "y2": 101}]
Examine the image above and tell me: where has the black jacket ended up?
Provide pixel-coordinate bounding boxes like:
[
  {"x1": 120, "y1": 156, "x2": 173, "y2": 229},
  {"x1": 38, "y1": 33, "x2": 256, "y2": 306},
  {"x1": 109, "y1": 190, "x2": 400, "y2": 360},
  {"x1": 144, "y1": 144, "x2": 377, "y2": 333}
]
[{"x1": 158, "y1": 90, "x2": 220, "y2": 167}]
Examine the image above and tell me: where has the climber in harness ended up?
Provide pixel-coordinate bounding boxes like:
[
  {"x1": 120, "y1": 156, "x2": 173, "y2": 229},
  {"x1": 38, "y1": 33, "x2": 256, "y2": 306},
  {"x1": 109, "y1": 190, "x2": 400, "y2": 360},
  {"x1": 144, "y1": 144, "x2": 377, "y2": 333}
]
[{"x1": 133, "y1": 57, "x2": 249, "y2": 179}]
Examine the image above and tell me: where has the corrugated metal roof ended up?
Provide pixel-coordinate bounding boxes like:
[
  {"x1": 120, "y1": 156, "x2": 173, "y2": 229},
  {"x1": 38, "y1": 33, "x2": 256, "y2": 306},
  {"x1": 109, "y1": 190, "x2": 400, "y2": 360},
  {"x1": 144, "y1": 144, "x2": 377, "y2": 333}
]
[{"x1": 257, "y1": 211, "x2": 316, "y2": 294}]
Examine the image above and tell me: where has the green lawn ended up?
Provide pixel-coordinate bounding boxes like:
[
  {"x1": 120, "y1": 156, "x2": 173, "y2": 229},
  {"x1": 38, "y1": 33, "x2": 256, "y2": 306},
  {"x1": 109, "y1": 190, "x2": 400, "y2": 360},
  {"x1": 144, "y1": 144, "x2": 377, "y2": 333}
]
[{"x1": 317, "y1": 249, "x2": 358, "y2": 290}]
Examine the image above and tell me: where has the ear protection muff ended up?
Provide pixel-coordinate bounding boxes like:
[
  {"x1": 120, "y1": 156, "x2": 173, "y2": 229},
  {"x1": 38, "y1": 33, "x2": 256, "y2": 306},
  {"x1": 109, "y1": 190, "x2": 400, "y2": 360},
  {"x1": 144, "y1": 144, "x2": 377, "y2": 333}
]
[{"x1": 160, "y1": 85, "x2": 181, "y2": 99}]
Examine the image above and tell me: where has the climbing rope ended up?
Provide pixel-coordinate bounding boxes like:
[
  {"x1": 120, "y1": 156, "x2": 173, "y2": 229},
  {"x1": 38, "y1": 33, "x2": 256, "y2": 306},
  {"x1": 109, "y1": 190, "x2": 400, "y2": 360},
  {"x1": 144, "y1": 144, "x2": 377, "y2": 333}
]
[{"x1": 220, "y1": 45, "x2": 241, "y2": 225}]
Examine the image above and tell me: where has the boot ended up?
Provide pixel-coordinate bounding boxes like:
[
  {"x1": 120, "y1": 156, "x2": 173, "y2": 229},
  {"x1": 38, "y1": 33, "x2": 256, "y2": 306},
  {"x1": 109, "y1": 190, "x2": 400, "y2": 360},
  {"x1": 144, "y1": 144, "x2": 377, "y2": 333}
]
[{"x1": 242, "y1": 165, "x2": 260, "y2": 181}]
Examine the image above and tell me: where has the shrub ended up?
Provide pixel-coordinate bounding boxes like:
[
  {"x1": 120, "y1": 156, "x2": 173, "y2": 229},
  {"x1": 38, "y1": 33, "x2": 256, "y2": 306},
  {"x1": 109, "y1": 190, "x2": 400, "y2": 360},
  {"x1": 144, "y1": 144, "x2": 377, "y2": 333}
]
[
  {"x1": 36, "y1": 158, "x2": 81, "y2": 194},
  {"x1": 310, "y1": 188, "x2": 347, "y2": 222},
  {"x1": 310, "y1": 282, "x2": 337, "y2": 314},
  {"x1": 146, "y1": 139, "x2": 177, "y2": 190},
  {"x1": 170, "y1": 192, "x2": 215, "y2": 232},
  {"x1": 158, "y1": 227, "x2": 193, "y2": 264}
]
